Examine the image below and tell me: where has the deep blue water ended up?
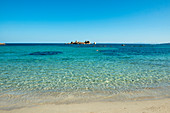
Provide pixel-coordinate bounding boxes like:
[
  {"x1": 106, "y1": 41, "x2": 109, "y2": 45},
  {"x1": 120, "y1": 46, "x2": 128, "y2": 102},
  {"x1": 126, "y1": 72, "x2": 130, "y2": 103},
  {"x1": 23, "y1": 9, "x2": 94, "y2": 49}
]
[{"x1": 0, "y1": 43, "x2": 170, "y2": 109}]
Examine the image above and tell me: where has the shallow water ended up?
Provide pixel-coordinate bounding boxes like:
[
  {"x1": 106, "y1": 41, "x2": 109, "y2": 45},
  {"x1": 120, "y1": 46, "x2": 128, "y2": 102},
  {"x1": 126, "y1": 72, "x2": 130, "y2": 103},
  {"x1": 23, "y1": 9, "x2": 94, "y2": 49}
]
[{"x1": 0, "y1": 43, "x2": 170, "y2": 109}]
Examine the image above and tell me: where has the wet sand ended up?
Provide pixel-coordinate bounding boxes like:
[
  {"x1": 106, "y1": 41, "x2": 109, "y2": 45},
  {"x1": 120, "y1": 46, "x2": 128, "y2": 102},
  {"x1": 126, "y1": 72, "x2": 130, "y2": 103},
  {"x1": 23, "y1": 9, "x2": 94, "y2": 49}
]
[{"x1": 1, "y1": 98, "x2": 169, "y2": 113}]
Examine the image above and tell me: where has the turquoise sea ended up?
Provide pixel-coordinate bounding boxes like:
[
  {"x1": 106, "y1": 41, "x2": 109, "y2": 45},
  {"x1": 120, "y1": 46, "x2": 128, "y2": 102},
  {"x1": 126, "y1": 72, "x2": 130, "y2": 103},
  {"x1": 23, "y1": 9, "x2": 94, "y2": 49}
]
[{"x1": 0, "y1": 43, "x2": 170, "y2": 109}]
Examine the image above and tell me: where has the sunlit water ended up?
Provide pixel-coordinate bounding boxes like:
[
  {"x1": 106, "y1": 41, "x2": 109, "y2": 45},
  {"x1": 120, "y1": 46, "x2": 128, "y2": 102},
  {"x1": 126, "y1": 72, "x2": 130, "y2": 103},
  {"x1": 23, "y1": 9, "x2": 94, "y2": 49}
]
[{"x1": 0, "y1": 44, "x2": 170, "y2": 110}]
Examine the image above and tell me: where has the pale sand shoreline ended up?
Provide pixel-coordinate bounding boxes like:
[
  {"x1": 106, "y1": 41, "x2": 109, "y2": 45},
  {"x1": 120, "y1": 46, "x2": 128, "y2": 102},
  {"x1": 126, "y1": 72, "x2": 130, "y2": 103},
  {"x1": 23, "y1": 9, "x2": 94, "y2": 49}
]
[{"x1": 1, "y1": 98, "x2": 170, "y2": 113}]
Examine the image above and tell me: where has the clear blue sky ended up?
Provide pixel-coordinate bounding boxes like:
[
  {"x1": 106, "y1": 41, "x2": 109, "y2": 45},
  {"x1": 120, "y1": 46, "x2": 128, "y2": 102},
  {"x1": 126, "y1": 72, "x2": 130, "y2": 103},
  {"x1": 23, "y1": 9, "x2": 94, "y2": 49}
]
[{"x1": 0, "y1": 0, "x2": 170, "y2": 43}]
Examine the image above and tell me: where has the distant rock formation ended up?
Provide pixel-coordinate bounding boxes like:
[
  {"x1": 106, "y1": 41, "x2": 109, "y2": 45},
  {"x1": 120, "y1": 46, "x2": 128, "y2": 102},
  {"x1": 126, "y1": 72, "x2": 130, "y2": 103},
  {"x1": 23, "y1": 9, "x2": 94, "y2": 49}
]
[
  {"x1": 66, "y1": 40, "x2": 96, "y2": 44},
  {"x1": 0, "y1": 43, "x2": 5, "y2": 45}
]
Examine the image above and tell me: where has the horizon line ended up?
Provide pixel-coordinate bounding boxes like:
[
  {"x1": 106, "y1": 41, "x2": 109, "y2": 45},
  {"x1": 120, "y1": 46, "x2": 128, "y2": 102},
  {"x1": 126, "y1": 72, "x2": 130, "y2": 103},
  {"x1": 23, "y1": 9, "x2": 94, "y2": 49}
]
[{"x1": 1, "y1": 42, "x2": 170, "y2": 44}]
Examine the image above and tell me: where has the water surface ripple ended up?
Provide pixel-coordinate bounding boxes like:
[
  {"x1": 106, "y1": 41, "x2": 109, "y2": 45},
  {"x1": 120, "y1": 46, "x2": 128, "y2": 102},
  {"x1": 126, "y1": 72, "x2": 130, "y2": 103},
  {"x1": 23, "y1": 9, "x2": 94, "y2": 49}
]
[{"x1": 0, "y1": 44, "x2": 170, "y2": 109}]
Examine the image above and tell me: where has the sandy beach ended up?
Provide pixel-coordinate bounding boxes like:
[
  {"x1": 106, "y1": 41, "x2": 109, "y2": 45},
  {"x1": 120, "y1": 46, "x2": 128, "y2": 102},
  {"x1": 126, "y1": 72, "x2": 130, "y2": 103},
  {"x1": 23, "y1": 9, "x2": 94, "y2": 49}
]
[{"x1": 1, "y1": 98, "x2": 169, "y2": 113}]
